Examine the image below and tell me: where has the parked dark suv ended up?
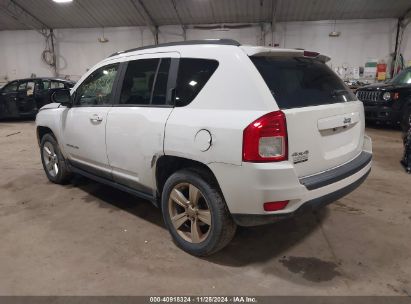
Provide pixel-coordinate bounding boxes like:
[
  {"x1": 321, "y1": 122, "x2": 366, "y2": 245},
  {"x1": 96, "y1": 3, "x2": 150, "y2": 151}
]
[
  {"x1": 356, "y1": 68, "x2": 411, "y2": 137},
  {"x1": 0, "y1": 77, "x2": 75, "y2": 119}
]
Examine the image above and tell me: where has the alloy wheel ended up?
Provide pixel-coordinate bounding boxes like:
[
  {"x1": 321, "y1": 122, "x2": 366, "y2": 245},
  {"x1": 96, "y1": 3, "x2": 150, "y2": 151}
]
[
  {"x1": 42, "y1": 142, "x2": 59, "y2": 177},
  {"x1": 168, "y1": 183, "x2": 212, "y2": 243}
]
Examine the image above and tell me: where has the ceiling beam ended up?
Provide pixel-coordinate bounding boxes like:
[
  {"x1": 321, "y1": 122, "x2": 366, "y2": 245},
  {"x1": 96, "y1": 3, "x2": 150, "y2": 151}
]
[
  {"x1": 129, "y1": 0, "x2": 159, "y2": 44},
  {"x1": 75, "y1": 1, "x2": 104, "y2": 28},
  {"x1": 401, "y1": 7, "x2": 411, "y2": 27},
  {"x1": 0, "y1": 0, "x2": 50, "y2": 36},
  {"x1": 170, "y1": 0, "x2": 186, "y2": 40},
  {"x1": 271, "y1": 0, "x2": 278, "y2": 32}
]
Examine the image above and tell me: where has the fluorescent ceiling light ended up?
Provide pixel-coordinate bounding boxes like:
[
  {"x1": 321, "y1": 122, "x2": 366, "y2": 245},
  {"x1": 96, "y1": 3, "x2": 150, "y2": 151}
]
[{"x1": 52, "y1": 0, "x2": 73, "y2": 3}]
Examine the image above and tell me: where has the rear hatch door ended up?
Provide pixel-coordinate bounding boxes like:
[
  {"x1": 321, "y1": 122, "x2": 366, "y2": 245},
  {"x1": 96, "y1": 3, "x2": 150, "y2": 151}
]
[{"x1": 250, "y1": 54, "x2": 364, "y2": 177}]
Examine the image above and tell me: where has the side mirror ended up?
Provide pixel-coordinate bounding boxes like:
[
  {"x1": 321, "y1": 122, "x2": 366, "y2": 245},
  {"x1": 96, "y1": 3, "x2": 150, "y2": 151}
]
[{"x1": 52, "y1": 89, "x2": 72, "y2": 107}]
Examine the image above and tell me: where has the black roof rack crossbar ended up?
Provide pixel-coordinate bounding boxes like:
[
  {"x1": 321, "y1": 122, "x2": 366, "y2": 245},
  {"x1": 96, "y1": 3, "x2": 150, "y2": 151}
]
[{"x1": 109, "y1": 39, "x2": 240, "y2": 57}]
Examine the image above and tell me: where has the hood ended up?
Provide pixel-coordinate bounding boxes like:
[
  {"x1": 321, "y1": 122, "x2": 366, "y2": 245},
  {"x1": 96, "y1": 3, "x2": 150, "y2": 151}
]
[
  {"x1": 39, "y1": 103, "x2": 63, "y2": 111},
  {"x1": 360, "y1": 82, "x2": 411, "y2": 91}
]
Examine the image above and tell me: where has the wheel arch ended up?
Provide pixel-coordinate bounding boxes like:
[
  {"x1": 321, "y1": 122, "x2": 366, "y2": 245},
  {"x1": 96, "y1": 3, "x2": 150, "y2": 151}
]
[
  {"x1": 154, "y1": 155, "x2": 223, "y2": 201},
  {"x1": 36, "y1": 126, "x2": 55, "y2": 146}
]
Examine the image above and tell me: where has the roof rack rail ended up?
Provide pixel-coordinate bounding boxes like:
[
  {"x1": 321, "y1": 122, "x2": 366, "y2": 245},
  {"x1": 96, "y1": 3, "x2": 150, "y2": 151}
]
[{"x1": 108, "y1": 39, "x2": 241, "y2": 57}]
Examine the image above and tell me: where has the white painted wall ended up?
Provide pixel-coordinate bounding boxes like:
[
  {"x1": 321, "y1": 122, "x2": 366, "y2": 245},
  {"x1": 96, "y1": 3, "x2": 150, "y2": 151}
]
[
  {"x1": 0, "y1": 18, "x2": 410, "y2": 82},
  {"x1": 274, "y1": 19, "x2": 411, "y2": 70}
]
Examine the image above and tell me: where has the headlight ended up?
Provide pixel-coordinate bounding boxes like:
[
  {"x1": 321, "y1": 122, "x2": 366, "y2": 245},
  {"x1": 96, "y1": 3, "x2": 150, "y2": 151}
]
[{"x1": 382, "y1": 92, "x2": 391, "y2": 101}]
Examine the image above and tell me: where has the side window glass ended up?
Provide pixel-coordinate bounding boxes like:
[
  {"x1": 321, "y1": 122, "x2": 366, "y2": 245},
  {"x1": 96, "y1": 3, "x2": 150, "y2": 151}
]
[
  {"x1": 120, "y1": 59, "x2": 159, "y2": 105},
  {"x1": 175, "y1": 58, "x2": 219, "y2": 107},
  {"x1": 18, "y1": 81, "x2": 27, "y2": 92},
  {"x1": 35, "y1": 81, "x2": 43, "y2": 91},
  {"x1": 43, "y1": 80, "x2": 50, "y2": 89},
  {"x1": 152, "y1": 58, "x2": 171, "y2": 105},
  {"x1": 51, "y1": 81, "x2": 65, "y2": 89},
  {"x1": 2, "y1": 81, "x2": 18, "y2": 93},
  {"x1": 76, "y1": 64, "x2": 119, "y2": 106}
]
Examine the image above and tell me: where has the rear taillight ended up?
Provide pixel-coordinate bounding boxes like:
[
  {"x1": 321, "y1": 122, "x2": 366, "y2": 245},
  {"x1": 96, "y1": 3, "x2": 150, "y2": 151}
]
[{"x1": 242, "y1": 111, "x2": 288, "y2": 162}]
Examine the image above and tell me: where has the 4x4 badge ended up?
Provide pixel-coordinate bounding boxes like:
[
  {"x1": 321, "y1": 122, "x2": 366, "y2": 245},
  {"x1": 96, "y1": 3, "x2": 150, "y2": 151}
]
[{"x1": 292, "y1": 150, "x2": 309, "y2": 164}]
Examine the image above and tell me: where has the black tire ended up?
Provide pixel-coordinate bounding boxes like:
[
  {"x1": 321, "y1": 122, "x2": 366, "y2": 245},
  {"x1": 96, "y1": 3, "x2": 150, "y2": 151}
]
[
  {"x1": 161, "y1": 168, "x2": 236, "y2": 256},
  {"x1": 40, "y1": 133, "x2": 72, "y2": 184},
  {"x1": 401, "y1": 107, "x2": 411, "y2": 131}
]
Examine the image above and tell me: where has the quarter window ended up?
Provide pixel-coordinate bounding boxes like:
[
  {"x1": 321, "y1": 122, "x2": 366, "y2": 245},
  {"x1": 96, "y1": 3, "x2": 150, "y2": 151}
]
[
  {"x1": 76, "y1": 64, "x2": 119, "y2": 106},
  {"x1": 175, "y1": 58, "x2": 219, "y2": 107}
]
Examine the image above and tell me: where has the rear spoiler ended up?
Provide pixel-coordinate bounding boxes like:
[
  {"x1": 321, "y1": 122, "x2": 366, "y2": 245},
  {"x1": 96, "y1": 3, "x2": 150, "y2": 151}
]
[{"x1": 240, "y1": 46, "x2": 331, "y2": 63}]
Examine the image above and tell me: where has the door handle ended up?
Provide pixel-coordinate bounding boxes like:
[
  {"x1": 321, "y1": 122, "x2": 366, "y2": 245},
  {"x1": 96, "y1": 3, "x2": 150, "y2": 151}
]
[{"x1": 90, "y1": 114, "x2": 103, "y2": 123}]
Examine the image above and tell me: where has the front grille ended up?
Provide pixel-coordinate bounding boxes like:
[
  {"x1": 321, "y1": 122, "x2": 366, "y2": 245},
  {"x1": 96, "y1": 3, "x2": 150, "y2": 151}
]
[{"x1": 357, "y1": 90, "x2": 381, "y2": 102}]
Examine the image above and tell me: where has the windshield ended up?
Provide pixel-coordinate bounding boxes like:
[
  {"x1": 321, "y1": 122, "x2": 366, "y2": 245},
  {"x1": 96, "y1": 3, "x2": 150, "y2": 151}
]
[
  {"x1": 251, "y1": 56, "x2": 356, "y2": 109},
  {"x1": 389, "y1": 69, "x2": 411, "y2": 85}
]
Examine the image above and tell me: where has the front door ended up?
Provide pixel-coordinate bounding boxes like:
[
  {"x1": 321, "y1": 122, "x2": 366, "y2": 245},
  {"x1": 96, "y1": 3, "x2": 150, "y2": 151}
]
[{"x1": 61, "y1": 63, "x2": 120, "y2": 179}]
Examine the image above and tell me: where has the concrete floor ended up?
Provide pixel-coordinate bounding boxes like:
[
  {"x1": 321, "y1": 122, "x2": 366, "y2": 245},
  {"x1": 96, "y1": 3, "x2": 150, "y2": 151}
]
[{"x1": 0, "y1": 120, "x2": 410, "y2": 296}]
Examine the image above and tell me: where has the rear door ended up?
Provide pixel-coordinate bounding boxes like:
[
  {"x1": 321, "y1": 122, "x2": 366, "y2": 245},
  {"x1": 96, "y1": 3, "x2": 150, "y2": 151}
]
[
  {"x1": 34, "y1": 79, "x2": 50, "y2": 109},
  {"x1": 15, "y1": 80, "x2": 37, "y2": 114},
  {"x1": 251, "y1": 56, "x2": 364, "y2": 177},
  {"x1": 105, "y1": 52, "x2": 178, "y2": 191}
]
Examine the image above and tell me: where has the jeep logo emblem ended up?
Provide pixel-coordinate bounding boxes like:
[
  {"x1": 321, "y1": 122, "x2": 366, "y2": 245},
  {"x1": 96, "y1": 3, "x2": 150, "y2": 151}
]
[{"x1": 344, "y1": 117, "x2": 352, "y2": 124}]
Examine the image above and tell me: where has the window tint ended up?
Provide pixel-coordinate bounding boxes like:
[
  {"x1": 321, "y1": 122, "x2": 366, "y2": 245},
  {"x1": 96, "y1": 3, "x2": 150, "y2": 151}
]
[
  {"x1": 76, "y1": 64, "x2": 119, "y2": 106},
  {"x1": 36, "y1": 80, "x2": 50, "y2": 90},
  {"x1": 2, "y1": 81, "x2": 18, "y2": 93},
  {"x1": 152, "y1": 58, "x2": 171, "y2": 105},
  {"x1": 120, "y1": 59, "x2": 160, "y2": 105},
  {"x1": 251, "y1": 57, "x2": 356, "y2": 109},
  {"x1": 175, "y1": 59, "x2": 219, "y2": 107}
]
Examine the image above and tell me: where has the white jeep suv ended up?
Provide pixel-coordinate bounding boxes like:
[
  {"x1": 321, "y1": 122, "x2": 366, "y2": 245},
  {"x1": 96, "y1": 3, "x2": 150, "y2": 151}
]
[{"x1": 36, "y1": 39, "x2": 372, "y2": 256}]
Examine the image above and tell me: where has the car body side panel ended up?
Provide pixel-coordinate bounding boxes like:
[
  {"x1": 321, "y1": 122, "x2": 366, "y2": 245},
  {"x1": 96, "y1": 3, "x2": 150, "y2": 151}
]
[
  {"x1": 36, "y1": 105, "x2": 67, "y2": 153},
  {"x1": 164, "y1": 46, "x2": 276, "y2": 166}
]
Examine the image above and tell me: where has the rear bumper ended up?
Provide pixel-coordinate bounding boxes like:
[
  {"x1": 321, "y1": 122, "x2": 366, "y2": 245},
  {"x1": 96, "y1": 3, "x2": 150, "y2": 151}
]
[
  {"x1": 364, "y1": 105, "x2": 401, "y2": 123},
  {"x1": 232, "y1": 169, "x2": 370, "y2": 226},
  {"x1": 210, "y1": 135, "x2": 372, "y2": 226}
]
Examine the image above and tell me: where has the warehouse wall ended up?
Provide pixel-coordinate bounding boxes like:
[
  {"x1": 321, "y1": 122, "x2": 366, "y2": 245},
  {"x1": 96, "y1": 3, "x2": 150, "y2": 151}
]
[
  {"x1": 276, "y1": 19, "x2": 403, "y2": 69},
  {"x1": 0, "y1": 18, "x2": 410, "y2": 82}
]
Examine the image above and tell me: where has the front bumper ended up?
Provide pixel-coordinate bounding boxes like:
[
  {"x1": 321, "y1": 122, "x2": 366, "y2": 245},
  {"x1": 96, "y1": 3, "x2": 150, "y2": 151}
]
[
  {"x1": 364, "y1": 105, "x2": 401, "y2": 123},
  {"x1": 209, "y1": 135, "x2": 372, "y2": 226}
]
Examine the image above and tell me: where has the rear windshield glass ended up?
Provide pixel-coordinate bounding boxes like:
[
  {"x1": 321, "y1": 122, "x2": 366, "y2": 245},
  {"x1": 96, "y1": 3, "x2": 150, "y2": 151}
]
[{"x1": 251, "y1": 56, "x2": 356, "y2": 109}]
